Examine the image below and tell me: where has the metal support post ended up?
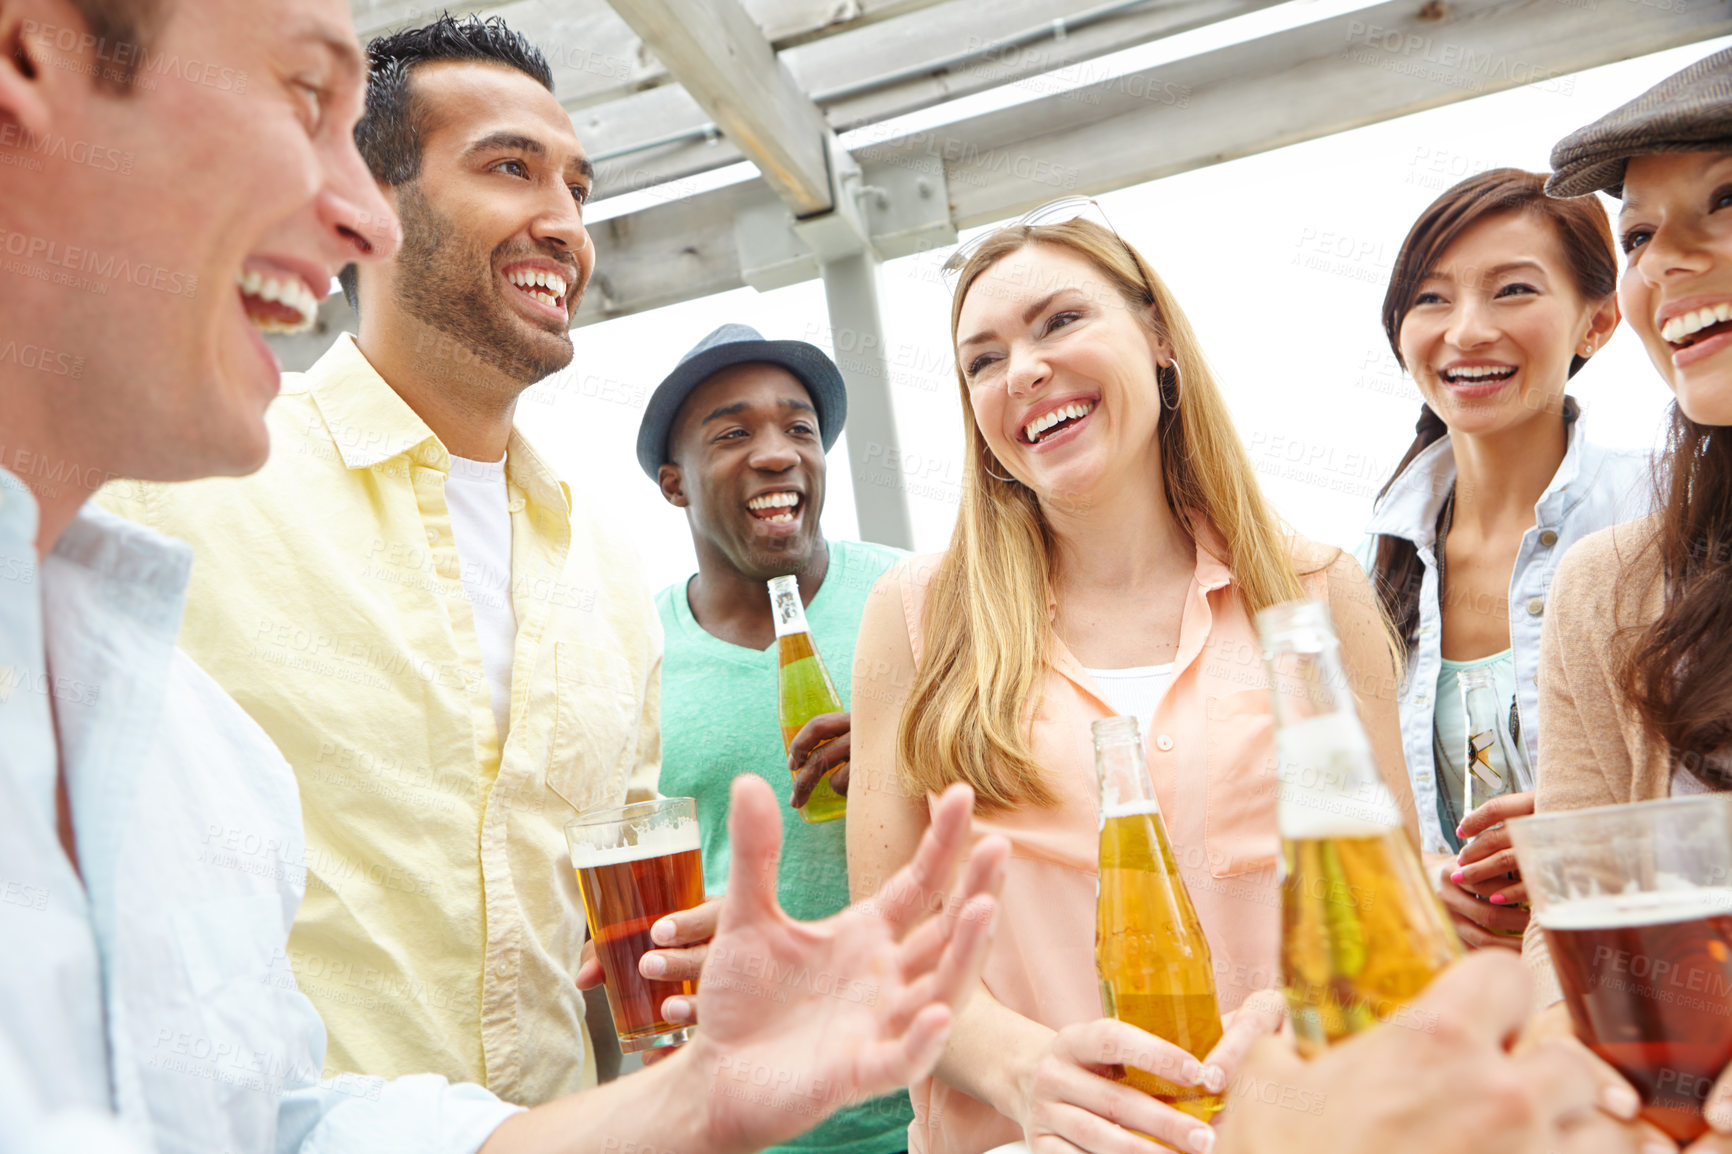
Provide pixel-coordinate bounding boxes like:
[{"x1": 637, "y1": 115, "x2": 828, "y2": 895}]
[{"x1": 818, "y1": 250, "x2": 913, "y2": 550}]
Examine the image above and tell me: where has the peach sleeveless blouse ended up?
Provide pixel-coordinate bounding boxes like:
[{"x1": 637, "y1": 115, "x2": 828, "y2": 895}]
[{"x1": 894, "y1": 540, "x2": 1333, "y2": 1154}]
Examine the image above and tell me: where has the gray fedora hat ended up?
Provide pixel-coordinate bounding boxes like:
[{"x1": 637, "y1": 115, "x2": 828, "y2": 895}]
[
  {"x1": 1549, "y1": 48, "x2": 1732, "y2": 199},
  {"x1": 635, "y1": 324, "x2": 847, "y2": 479}
]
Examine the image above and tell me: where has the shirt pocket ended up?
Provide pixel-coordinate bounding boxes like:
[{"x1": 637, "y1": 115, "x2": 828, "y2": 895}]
[
  {"x1": 547, "y1": 641, "x2": 641, "y2": 815},
  {"x1": 1203, "y1": 689, "x2": 1280, "y2": 878}
]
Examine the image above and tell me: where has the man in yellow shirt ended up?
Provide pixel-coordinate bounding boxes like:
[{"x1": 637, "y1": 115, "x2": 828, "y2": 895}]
[{"x1": 101, "y1": 15, "x2": 656, "y2": 1105}]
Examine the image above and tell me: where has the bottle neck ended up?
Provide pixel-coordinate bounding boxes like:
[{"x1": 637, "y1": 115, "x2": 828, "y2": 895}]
[
  {"x1": 1263, "y1": 639, "x2": 1358, "y2": 729},
  {"x1": 768, "y1": 575, "x2": 810, "y2": 639},
  {"x1": 1096, "y1": 733, "x2": 1158, "y2": 815},
  {"x1": 1263, "y1": 637, "x2": 1400, "y2": 837}
]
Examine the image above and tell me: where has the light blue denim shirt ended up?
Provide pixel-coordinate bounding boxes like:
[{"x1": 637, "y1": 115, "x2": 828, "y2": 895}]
[
  {"x1": 1361, "y1": 415, "x2": 1653, "y2": 853},
  {"x1": 0, "y1": 469, "x2": 521, "y2": 1154}
]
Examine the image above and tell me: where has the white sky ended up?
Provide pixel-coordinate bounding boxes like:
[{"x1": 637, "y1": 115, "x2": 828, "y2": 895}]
[{"x1": 515, "y1": 35, "x2": 1732, "y2": 594}]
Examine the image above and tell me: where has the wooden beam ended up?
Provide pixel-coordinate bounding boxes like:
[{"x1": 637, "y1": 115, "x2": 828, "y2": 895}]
[
  {"x1": 581, "y1": 0, "x2": 1288, "y2": 200},
  {"x1": 916, "y1": 0, "x2": 1732, "y2": 227},
  {"x1": 573, "y1": 2, "x2": 1732, "y2": 325},
  {"x1": 605, "y1": 0, "x2": 837, "y2": 215}
]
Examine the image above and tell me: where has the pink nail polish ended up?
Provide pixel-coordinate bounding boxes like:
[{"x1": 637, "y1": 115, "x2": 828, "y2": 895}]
[
  {"x1": 1489, "y1": 893, "x2": 1507, "y2": 905},
  {"x1": 1450, "y1": 870, "x2": 1465, "y2": 885}
]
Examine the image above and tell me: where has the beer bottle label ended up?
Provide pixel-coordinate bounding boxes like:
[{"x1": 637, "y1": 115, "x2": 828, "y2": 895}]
[{"x1": 767, "y1": 574, "x2": 809, "y2": 638}]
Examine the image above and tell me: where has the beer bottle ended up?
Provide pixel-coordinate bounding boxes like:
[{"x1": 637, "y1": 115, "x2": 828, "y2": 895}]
[
  {"x1": 1094, "y1": 715, "x2": 1225, "y2": 1123},
  {"x1": 1457, "y1": 664, "x2": 1532, "y2": 936},
  {"x1": 769, "y1": 574, "x2": 847, "y2": 824},
  {"x1": 1255, "y1": 600, "x2": 1460, "y2": 1055},
  {"x1": 1458, "y1": 663, "x2": 1532, "y2": 815}
]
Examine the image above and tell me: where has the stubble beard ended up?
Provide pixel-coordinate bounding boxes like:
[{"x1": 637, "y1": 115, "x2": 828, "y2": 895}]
[{"x1": 392, "y1": 184, "x2": 575, "y2": 385}]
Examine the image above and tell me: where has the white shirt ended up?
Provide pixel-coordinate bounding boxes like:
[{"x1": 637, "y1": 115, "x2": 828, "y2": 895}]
[
  {"x1": 1361, "y1": 412, "x2": 1652, "y2": 853},
  {"x1": 445, "y1": 454, "x2": 517, "y2": 742},
  {"x1": 0, "y1": 469, "x2": 520, "y2": 1153},
  {"x1": 1082, "y1": 663, "x2": 1176, "y2": 740}
]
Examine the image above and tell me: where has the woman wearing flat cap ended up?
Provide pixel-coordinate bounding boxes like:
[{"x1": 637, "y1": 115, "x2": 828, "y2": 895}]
[{"x1": 1525, "y1": 45, "x2": 1732, "y2": 1153}]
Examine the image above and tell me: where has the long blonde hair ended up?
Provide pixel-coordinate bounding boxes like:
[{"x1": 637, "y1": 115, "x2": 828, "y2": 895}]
[{"x1": 898, "y1": 218, "x2": 1308, "y2": 810}]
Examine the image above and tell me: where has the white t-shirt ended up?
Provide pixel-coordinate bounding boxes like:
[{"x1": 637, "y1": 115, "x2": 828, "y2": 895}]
[
  {"x1": 446, "y1": 454, "x2": 517, "y2": 742},
  {"x1": 1673, "y1": 766, "x2": 1713, "y2": 797},
  {"x1": 1083, "y1": 663, "x2": 1176, "y2": 739}
]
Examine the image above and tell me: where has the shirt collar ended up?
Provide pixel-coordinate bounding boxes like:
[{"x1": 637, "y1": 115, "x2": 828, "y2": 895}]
[
  {"x1": 305, "y1": 333, "x2": 443, "y2": 471},
  {"x1": 303, "y1": 333, "x2": 569, "y2": 515},
  {"x1": 0, "y1": 467, "x2": 192, "y2": 615},
  {"x1": 52, "y1": 503, "x2": 193, "y2": 620},
  {"x1": 1364, "y1": 434, "x2": 1456, "y2": 547},
  {"x1": 0, "y1": 466, "x2": 39, "y2": 552},
  {"x1": 1190, "y1": 519, "x2": 1233, "y2": 593},
  {"x1": 1366, "y1": 412, "x2": 1594, "y2": 547},
  {"x1": 1534, "y1": 415, "x2": 1593, "y2": 522},
  {"x1": 503, "y1": 429, "x2": 571, "y2": 517}
]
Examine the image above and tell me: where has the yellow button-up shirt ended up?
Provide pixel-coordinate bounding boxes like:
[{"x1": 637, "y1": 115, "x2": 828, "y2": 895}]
[{"x1": 99, "y1": 334, "x2": 661, "y2": 1106}]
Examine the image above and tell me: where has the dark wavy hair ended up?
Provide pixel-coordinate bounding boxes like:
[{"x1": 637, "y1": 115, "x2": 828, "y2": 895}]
[
  {"x1": 337, "y1": 14, "x2": 553, "y2": 310},
  {"x1": 1620, "y1": 410, "x2": 1732, "y2": 789},
  {"x1": 1368, "y1": 169, "x2": 1617, "y2": 647}
]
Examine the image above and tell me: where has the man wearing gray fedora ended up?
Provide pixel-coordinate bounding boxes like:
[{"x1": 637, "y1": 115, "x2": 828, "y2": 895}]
[{"x1": 629, "y1": 323, "x2": 913, "y2": 1154}]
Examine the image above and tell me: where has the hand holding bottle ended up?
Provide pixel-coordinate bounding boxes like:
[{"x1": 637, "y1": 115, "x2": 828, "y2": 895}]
[
  {"x1": 768, "y1": 575, "x2": 847, "y2": 823},
  {"x1": 788, "y1": 711, "x2": 851, "y2": 808},
  {"x1": 1438, "y1": 790, "x2": 1535, "y2": 950},
  {"x1": 1017, "y1": 996, "x2": 1287, "y2": 1154}
]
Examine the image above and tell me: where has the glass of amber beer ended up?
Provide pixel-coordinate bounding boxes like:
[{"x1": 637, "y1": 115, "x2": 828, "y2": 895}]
[
  {"x1": 565, "y1": 798, "x2": 705, "y2": 1052},
  {"x1": 1509, "y1": 795, "x2": 1732, "y2": 1142}
]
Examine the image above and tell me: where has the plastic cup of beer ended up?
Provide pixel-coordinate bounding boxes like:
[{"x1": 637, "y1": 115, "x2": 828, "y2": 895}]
[
  {"x1": 1509, "y1": 795, "x2": 1732, "y2": 1142},
  {"x1": 565, "y1": 798, "x2": 705, "y2": 1053}
]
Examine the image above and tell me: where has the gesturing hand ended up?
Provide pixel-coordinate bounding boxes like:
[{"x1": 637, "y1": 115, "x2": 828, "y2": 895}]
[
  {"x1": 789, "y1": 712, "x2": 852, "y2": 807},
  {"x1": 684, "y1": 777, "x2": 1006, "y2": 1154}
]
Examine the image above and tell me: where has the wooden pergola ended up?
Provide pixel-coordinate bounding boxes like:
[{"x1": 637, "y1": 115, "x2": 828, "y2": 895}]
[{"x1": 277, "y1": 0, "x2": 1732, "y2": 547}]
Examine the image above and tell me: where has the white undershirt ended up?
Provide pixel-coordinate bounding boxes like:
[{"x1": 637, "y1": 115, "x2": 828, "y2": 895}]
[
  {"x1": 445, "y1": 454, "x2": 517, "y2": 743},
  {"x1": 1083, "y1": 663, "x2": 1176, "y2": 739},
  {"x1": 1672, "y1": 766, "x2": 1712, "y2": 797}
]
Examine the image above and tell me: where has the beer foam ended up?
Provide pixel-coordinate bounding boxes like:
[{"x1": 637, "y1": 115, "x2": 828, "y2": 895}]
[
  {"x1": 1276, "y1": 713, "x2": 1403, "y2": 839},
  {"x1": 1538, "y1": 886, "x2": 1732, "y2": 931},
  {"x1": 569, "y1": 822, "x2": 700, "y2": 869},
  {"x1": 1102, "y1": 801, "x2": 1163, "y2": 820}
]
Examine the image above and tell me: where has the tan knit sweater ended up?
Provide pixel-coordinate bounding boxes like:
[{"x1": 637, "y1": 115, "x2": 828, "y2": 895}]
[{"x1": 1522, "y1": 513, "x2": 1675, "y2": 1002}]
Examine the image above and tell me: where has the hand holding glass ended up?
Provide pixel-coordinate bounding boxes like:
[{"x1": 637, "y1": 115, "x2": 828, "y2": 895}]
[{"x1": 566, "y1": 798, "x2": 706, "y2": 1053}]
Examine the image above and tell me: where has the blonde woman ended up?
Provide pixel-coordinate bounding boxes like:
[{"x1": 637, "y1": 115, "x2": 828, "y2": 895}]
[{"x1": 847, "y1": 210, "x2": 1416, "y2": 1154}]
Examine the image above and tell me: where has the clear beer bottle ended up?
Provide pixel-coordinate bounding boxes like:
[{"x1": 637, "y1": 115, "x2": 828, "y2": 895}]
[{"x1": 1255, "y1": 600, "x2": 1460, "y2": 1054}]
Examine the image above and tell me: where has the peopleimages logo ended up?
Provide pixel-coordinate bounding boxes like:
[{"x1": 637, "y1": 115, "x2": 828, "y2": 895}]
[
  {"x1": 0, "y1": 227, "x2": 198, "y2": 298},
  {"x1": 0, "y1": 123, "x2": 133, "y2": 175},
  {"x1": 0, "y1": 338, "x2": 83, "y2": 379},
  {"x1": 22, "y1": 20, "x2": 249, "y2": 92}
]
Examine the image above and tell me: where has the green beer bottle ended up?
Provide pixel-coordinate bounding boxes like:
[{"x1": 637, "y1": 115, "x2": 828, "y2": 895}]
[{"x1": 768, "y1": 574, "x2": 847, "y2": 824}]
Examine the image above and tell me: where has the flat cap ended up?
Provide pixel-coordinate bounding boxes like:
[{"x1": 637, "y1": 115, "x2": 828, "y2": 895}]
[{"x1": 1549, "y1": 48, "x2": 1732, "y2": 199}]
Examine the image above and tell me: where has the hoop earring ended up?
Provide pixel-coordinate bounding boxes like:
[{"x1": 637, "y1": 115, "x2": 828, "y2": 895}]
[
  {"x1": 983, "y1": 456, "x2": 1017, "y2": 483},
  {"x1": 1161, "y1": 362, "x2": 1183, "y2": 411}
]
